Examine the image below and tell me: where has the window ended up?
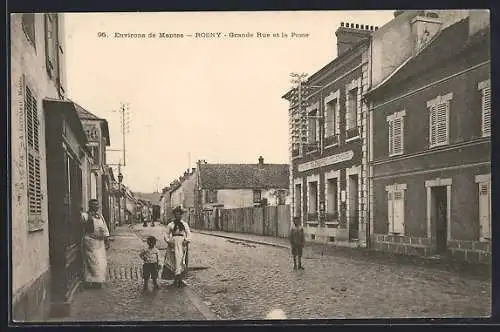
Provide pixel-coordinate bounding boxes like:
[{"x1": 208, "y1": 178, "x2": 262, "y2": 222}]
[
  {"x1": 25, "y1": 85, "x2": 42, "y2": 228},
  {"x1": 387, "y1": 110, "x2": 406, "y2": 156},
  {"x1": 386, "y1": 184, "x2": 406, "y2": 235},
  {"x1": 253, "y1": 190, "x2": 262, "y2": 203},
  {"x1": 44, "y1": 13, "x2": 61, "y2": 86},
  {"x1": 427, "y1": 93, "x2": 452, "y2": 148},
  {"x1": 346, "y1": 88, "x2": 358, "y2": 130},
  {"x1": 89, "y1": 145, "x2": 100, "y2": 164},
  {"x1": 326, "y1": 178, "x2": 338, "y2": 216},
  {"x1": 308, "y1": 181, "x2": 318, "y2": 213},
  {"x1": 22, "y1": 13, "x2": 36, "y2": 48},
  {"x1": 478, "y1": 80, "x2": 491, "y2": 137},
  {"x1": 476, "y1": 174, "x2": 491, "y2": 242},
  {"x1": 205, "y1": 189, "x2": 218, "y2": 203},
  {"x1": 307, "y1": 108, "x2": 319, "y2": 145},
  {"x1": 294, "y1": 184, "x2": 302, "y2": 217},
  {"x1": 325, "y1": 99, "x2": 337, "y2": 137}
]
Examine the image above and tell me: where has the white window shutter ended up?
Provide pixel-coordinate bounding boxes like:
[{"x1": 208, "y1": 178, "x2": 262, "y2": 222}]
[
  {"x1": 430, "y1": 106, "x2": 437, "y2": 146},
  {"x1": 388, "y1": 121, "x2": 393, "y2": 155},
  {"x1": 387, "y1": 192, "x2": 393, "y2": 232},
  {"x1": 479, "y1": 182, "x2": 491, "y2": 241},
  {"x1": 335, "y1": 101, "x2": 340, "y2": 136},
  {"x1": 393, "y1": 118, "x2": 403, "y2": 155},
  {"x1": 393, "y1": 190, "x2": 405, "y2": 234},
  {"x1": 482, "y1": 87, "x2": 491, "y2": 137},
  {"x1": 435, "y1": 102, "x2": 448, "y2": 144}
]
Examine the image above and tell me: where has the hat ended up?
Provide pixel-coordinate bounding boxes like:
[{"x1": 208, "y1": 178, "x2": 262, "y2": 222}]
[{"x1": 173, "y1": 206, "x2": 185, "y2": 214}]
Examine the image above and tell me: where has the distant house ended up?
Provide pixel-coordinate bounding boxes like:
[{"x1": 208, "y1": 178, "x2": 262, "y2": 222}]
[
  {"x1": 169, "y1": 168, "x2": 197, "y2": 224},
  {"x1": 193, "y1": 157, "x2": 289, "y2": 228}
]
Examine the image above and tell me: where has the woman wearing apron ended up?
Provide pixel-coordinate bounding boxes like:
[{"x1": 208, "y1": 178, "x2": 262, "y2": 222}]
[{"x1": 163, "y1": 206, "x2": 191, "y2": 287}]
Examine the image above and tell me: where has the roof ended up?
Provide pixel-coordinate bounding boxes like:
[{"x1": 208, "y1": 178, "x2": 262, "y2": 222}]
[
  {"x1": 71, "y1": 100, "x2": 111, "y2": 146},
  {"x1": 43, "y1": 99, "x2": 88, "y2": 147},
  {"x1": 199, "y1": 163, "x2": 289, "y2": 190},
  {"x1": 366, "y1": 17, "x2": 488, "y2": 97}
]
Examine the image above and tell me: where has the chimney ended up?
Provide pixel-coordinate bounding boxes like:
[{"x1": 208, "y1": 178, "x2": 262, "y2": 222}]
[
  {"x1": 410, "y1": 11, "x2": 442, "y2": 55},
  {"x1": 335, "y1": 22, "x2": 374, "y2": 57},
  {"x1": 191, "y1": 167, "x2": 196, "y2": 174},
  {"x1": 394, "y1": 10, "x2": 405, "y2": 18}
]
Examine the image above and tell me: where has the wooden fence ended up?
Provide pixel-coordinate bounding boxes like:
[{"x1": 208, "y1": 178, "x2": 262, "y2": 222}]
[{"x1": 200, "y1": 205, "x2": 291, "y2": 238}]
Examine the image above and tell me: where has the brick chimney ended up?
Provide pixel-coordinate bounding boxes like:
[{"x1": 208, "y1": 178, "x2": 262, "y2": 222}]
[
  {"x1": 410, "y1": 11, "x2": 442, "y2": 55},
  {"x1": 394, "y1": 10, "x2": 405, "y2": 18},
  {"x1": 335, "y1": 22, "x2": 376, "y2": 57},
  {"x1": 258, "y1": 156, "x2": 264, "y2": 168}
]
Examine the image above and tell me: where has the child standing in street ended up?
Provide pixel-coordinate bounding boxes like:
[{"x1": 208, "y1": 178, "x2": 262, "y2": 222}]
[
  {"x1": 289, "y1": 217, "x2": 305, "y2": 270},
  {"x1": 140, "y1": 236, "x2": 160, "y2": 291}
]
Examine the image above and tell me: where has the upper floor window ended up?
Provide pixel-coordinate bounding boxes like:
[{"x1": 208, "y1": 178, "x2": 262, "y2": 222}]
[
  {"x1": 324, "y1": 90, "x2": 340, "y2": 138},
  {"x1": 387, "y1": 110, "x2": 406, "y2": 156},
  {"x1": 44, "y1": 13, "x2": 64, "y2": 97},
  {"x1": 427, "y1": 93, "x2": 453, "y2": 148},
  {"x1": 253, "y1": 190, "x2": 262, "y2": 203},
  {"x1": 22, "y1": 13, "x2": 36, "y2": 48},
  {"x1": 307, "y1": 107, "x2": 319, "y2": 145},
  {"x1": 25, "y1": 83, "x2": 43, "y2": 230},
  {"x1": 346, "y1": 88, "x2": 358, "y2": 130},
  {"x1": 478, "y1": 79, "x2": 491, "y2": 137},
  {"x1": 89, "y1": 145, "x2": 100, "y2": 164}
]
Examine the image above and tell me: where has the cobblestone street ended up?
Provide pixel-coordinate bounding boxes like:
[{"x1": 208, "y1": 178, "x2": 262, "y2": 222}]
[
  {"x1": 49, "y1": 226, "x2": 213, "y2": 322},
  {"x1": 136, "y1": 224, "x2": 491, "y2": 320}
]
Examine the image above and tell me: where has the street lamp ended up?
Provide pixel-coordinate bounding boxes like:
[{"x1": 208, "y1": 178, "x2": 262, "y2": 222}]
[{"x1": 118, "y1": 172, "x2": 123, "y2": 226}]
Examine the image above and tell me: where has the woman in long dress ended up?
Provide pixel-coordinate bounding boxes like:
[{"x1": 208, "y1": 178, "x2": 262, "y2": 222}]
[
  {"x1": 164, "y1": 206, "x2": 191, "y2": 287},
  {"x1": 81, "y1": 199, "x2": 110, "y2": 289}
]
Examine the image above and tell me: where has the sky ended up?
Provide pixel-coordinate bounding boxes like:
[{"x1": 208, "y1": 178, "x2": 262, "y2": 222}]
[{"x1": 64, "y1": 11, "x2": 394, "y2": 193}]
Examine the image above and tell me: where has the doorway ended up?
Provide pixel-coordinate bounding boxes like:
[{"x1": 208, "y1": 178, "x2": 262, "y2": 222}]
[
  {"x1": 431, "y1": 186, "x2": 448, "y2": 254},
  {"x1": 348, "y1": 174, "x2": 359, "y2": 240}
]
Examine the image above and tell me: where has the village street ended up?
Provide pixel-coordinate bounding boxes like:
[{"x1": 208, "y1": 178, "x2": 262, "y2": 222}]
[
  {"x1": 49, "y1": 225, "x2": 215, "y2": 322},
  {"x1": 132, "y1": 224, "x2": 490, "y2": 320}
]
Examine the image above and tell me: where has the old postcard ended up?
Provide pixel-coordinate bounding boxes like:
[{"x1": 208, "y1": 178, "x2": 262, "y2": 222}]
[{"x1": 9, "y1": 10, "x2": 491, "y2": 323}]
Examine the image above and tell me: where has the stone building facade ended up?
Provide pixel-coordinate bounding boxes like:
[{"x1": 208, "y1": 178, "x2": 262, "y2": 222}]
[
  {"x1": 365, "y1": 12, "x2": 491, "y2": 263},
  {"x1": 283, "y1": 22, "x2": 375, "y2": 247},
  {"x1": 11, "y1": 13, "x2": 67, "y2": 321}
]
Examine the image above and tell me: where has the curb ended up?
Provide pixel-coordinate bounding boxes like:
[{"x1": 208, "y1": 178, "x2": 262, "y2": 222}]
[
  {"x1": 193, "y1": 230, "x2": 290, "y2": 250},
  {"x1": 181, "y1": 280, "x2": 221, "y2": 320}
]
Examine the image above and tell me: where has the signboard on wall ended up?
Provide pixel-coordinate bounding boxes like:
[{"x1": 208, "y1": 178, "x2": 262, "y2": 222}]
[
  {"x1": 298, "y1": 150, "x2": 354, "y2": 172},
  {"x1": 83, "y1": 123, "x2": 100, "y2": 143}
]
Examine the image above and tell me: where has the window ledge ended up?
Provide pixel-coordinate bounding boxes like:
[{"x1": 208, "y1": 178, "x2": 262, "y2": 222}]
[
  {"x1": 389, "y1": 232, "x2": 404, "y2": 236},
  {"x1": 28, "y1": 225, "x2": 44, "y2": 233},
  {"x1": 389, "y1": 152, "x2": 404, "y2": 157},
  {"x1": 429, "y1": 142, "x2": 449, "y2": 149},
  {"x1": 345, "y1": 136, "x2": 360, "y2": 143},
  {"x1": 324, "y1": 143, "x2": 339, "y2": 149},
  {"x1": 306, "y1": 150, "x2": 318, "y2": 155}
]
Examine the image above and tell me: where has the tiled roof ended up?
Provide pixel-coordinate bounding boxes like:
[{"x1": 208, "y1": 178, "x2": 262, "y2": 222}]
[
  {"x1": 72, "y1": 100, "x2": 103, "y2": 120},
  {"x1": 199, "y1": 163, "x2": 289, "y2": 190},
  {"x1": 69, "y1": 100, "x2": 111, "y2": 146}
]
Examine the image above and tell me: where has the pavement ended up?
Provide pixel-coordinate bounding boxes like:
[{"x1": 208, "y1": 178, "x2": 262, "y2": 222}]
[
  {"x1": 184, "y1": 226, "x2": 490, "y2": 320},
  {"x1": 50, "y1": 223, "x2": 492, "y2": 321},
  {"x1": 48, "y1": 225, "x2": 218, "y2": 322},
  {"x1": 193, "y1": 229, "x2": 492, "y2": 280}
]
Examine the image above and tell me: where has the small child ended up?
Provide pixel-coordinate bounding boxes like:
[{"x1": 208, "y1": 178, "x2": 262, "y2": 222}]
[
  {"x1": 289, "y1": 217, "x2": 305, "y2": 270},
  {"x1": 140, "y1": 236, "x2": 160, "y2": 291}
]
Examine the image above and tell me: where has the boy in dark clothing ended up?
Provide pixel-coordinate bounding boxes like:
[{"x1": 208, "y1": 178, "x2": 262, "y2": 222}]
[
  {"x1": 289, "y1": 217, "x2": 305, "y2": 270},
  {"x1": 140, "y1": 236, "x2": 160, "y2": 291}
]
